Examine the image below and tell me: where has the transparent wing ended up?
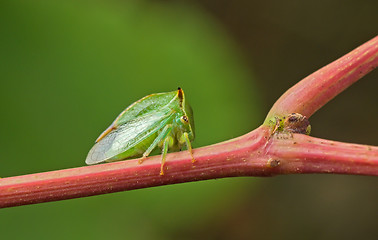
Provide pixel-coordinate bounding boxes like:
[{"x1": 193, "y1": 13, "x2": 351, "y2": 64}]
[{"x1": 86, "y1": 110, "x2": 174, "y2": 165}]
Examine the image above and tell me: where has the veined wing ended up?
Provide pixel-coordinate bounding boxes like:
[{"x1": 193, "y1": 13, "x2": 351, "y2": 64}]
[
  {"x1": 86, "y1": 109, "x2": 174, "y2": 165},
  {"x1": 96, "y1": 90, "x2": 179, "y2": 142}
]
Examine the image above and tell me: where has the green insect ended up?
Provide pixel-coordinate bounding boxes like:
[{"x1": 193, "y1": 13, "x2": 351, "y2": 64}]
[{"x1": 86, "y1": 88, "x2": 195, "y2": 175}]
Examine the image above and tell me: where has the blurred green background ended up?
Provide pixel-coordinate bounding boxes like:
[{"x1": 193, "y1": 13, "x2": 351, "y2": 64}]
[{"x1": 0, "y1": 0, "x2": 377, "y2": 239}]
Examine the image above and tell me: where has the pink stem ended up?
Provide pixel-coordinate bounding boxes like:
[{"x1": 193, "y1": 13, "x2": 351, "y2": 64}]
[
  {"x1": 1, "y1": 37, "x2": 377, "y2": 209},
  {"x1": 0, "y1": 127, "x2": 268, "y2": 209},
  {"x1": 265, "y1": 35, "x2": 378, "y2": 122},
  {"x1": 267, "y1": 133, "x2": 378, "y2": 175},
  {"x1": 0, "y1": 126, "x2": 377, "y2": 208}
]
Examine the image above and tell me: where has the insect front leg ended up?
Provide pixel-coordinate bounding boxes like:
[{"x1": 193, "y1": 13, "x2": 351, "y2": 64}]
[
  {"x1": 179, "y1": 132, "x2": 195, "y2": 163},
  {"x1": 138, "y1": 124, "x2": 173, "y2": 164}
]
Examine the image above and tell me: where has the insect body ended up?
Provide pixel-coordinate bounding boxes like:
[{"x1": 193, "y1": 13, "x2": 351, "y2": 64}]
[{"x1": 86, "y1": 88, "x2": 195, "y2": 175}]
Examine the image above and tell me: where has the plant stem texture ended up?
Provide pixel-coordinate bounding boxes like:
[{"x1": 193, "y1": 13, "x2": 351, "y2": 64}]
[{"x1": 1, "y1": 36, "x2": 378, "y2": 208}]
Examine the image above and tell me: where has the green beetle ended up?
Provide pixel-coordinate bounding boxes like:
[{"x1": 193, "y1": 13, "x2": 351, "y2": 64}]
[{"x1": 86, "y1": 88, "x2": 195, "y2": 175}]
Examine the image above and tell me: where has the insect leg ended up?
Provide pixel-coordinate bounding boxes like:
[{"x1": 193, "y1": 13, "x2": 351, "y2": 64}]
[
  {"x1": 183, "y1": 132, "x2": 195, "y2": 163},
  {"x1": 138, "y1": 124, "x2": 173, "y2": 164},
  {"x1": 160, "y1": 135, "x2": 174, "y2": 175}
]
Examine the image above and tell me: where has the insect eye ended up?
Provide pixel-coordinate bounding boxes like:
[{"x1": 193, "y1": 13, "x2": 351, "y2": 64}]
[{"x1": 181, "y1": 115, "x2": 189, "y2": 123}]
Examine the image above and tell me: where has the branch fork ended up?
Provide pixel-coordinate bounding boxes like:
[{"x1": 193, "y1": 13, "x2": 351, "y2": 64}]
[{"x1": 1, "y1": 36, "x2": 377, "y2": 208}]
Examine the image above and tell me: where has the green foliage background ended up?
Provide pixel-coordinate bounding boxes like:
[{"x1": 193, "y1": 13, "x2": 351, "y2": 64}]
[
  {"x1": 1, "y1": 0, "x2": 377, "y2": 239},
  {"x1": 0, "y1": 1, "x2": 261, "y2": 239}
]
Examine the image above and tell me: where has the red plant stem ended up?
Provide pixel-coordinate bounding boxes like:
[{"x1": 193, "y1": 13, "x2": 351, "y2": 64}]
[
  {"x1": 265, "y1": 35, "x2": 378, "y2": 122},
  {"x1": 1, "y1": 37, "x2": 377, "y2": 209},
  {"x1": 0, "y1": 126, "x2": 377, "y2": 208},
  {"x1": 267, "y1": 133, "x2": 378, "y2": 175}
]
